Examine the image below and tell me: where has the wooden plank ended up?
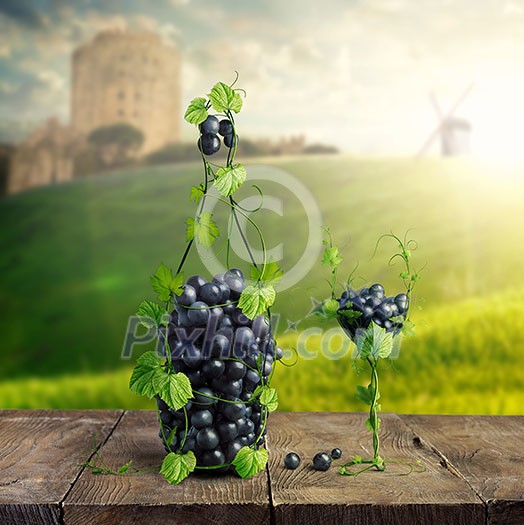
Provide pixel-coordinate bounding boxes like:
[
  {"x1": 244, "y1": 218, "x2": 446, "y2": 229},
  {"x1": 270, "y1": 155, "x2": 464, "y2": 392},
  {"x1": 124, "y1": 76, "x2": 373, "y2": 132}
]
[
  {"x1": 267, "y1": 412, "x2": 485, "y2": 525},
  {"x1": 402, "y1": 415, "x2": 524, "y2": 525},
  {"x1": 63, "y1": 410, "x2": 270, "y2": 525},
  {"x1": 0, "y1": 409, "x2": 122, "y2": 525}
]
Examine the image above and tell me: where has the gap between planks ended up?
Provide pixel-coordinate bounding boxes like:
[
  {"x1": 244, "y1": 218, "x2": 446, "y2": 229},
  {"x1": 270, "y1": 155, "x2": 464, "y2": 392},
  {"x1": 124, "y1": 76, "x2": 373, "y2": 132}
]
[{"x1": 57, "y1": 410, "x2": 126, "y2": 525}]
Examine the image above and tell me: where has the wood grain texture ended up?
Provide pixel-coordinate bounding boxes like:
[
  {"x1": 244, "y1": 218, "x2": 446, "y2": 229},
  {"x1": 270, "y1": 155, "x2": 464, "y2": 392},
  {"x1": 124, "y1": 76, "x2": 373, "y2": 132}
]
[
  {"x1": 63, "y1": 410, "x2": 270, "y2": 525},
  {"x1": 267, "y1": 412, "x2": 485, "y2": 525},
  {"x1": 0, "y1": 409, "x2": 122, "y2": 525},
  {"x1": 402, "y1": 415, "x2": 524, "y2": 525}
]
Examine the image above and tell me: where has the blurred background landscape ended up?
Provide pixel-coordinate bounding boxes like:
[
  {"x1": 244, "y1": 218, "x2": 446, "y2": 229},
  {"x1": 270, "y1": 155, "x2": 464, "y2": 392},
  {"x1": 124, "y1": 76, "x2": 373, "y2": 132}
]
[{"x1": 1, "y1": 0, "x2": 523, "y2": 414}]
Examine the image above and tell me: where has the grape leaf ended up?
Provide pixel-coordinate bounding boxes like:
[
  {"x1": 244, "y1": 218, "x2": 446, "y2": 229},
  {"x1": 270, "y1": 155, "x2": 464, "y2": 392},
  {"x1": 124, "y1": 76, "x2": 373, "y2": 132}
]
[
  {"x1": 190, "y1": 183, "x2": 205, "y2": 204},
  {"x1": 321, "y1": 246, "x2": 342, "y2": 268},
  {"x1": 339, "y1": 308, "x2": 362, "y2": 322},
  {"x1": 238, "y1": 284, "x2": 276, "y2": 319},
  {"x1": 150, "y1": 263, "x2": 184, "y2": 301},
  {"x1": 129, "y1": 351, "x2": 166, "y2": 398},
  {"x1": 184, "y1": 97, "x2": 208, "y2": 125},
  {"x1": 159, "y1": 372, "x2": 193, "y2": 410},
  {"x1": 232, "y1": 446, "x2": 268, "y2": 478},
  {"x1": 322, "y1": 298, "x2": 340, "y2": 320},
  {"x1": 401, "y1": 318, "x2": 416, "y2": 337},
  {"x1": 355, "y1": 322, "x2": 393, "y2": 360},
  {"x1": 250, "y1": 259, "x2": 283, "y2": 286},
  {"x1": 186, "y1": 212, "x2": 219, "y2": 248},
  {"x1": 160, "y1": 451, "x2": 196, "y2": 485},
  {"x1": 257, "y1": 386, "x2": 279, "y2": 412},
  {"x1": 117, "y1": 460, "x2": 133, "y2": 474},
  {"x1": 355, "y1": 384, "x2": 372, "y2": 405},
  {"x1": 213, "y1": 163, "x2": 247, "y2": 197},
  {"x1": 136, "y1": 300, "x2": 166, "y2": 328},
  {"x1": 208, "y1": 82, "x2": 243, "y2": 113}
]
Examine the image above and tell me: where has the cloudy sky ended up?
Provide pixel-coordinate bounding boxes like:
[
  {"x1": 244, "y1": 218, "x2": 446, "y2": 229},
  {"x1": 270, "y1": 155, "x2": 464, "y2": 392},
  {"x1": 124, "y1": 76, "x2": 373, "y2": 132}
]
[{"x1": 1, "y1": 0, "x2": 524, "y2": 159}]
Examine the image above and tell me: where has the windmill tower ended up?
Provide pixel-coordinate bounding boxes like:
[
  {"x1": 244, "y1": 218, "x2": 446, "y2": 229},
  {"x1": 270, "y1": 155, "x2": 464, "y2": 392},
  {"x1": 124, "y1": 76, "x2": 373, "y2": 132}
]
[{"x1": 418, "y1": 83, "x2": 474, "y2": 157}]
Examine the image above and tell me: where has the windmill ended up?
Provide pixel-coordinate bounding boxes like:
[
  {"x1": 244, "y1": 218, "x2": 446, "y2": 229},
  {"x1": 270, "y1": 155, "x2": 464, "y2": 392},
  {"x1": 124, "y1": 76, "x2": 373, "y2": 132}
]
[{"x1": 417, "y1": 82, "x2": 474, "y2": 157}]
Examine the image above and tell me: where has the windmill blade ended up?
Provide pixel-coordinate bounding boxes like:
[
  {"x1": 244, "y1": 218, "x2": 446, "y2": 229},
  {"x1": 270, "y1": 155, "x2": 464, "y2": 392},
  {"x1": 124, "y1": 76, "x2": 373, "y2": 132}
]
[
  {"x1": 417, "y1": 123, "x2": 442, "y2": 156},
  {"x1": 444, "y1": 81, "x2": 475, "y2": 122},
  {"x1": 417, "y1": 81, "x2": 475, "y2": 156},
  {"x1": 430, "y1": 92, "x2": 444, "y2": 119}
]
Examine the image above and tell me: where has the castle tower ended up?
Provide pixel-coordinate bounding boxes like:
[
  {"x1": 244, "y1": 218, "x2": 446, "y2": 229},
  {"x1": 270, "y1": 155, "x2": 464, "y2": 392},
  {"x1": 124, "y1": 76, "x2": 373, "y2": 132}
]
[{"x1": 71, "y1": 30, "x2": 181, "y2": 154}]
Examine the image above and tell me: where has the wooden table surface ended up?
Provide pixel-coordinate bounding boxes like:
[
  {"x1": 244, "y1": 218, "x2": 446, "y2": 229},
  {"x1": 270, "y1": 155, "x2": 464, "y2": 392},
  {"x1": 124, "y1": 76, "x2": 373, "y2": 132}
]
[{"x1": 0, "y1": 411, "x2": 522, "y2": 525}]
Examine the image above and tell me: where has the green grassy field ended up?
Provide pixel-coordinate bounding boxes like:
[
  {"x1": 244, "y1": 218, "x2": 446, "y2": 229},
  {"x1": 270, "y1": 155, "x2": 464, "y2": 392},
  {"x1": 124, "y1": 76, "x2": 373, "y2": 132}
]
[{"x1": 1, "y1": 156, "x2": 523, "y2": 413}]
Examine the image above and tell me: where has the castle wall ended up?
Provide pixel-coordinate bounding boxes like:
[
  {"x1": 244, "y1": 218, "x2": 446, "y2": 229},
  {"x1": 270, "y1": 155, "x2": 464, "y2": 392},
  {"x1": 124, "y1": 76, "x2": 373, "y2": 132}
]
[
  {"x1": 7, "y1": 119, "x2": 79, "y2": 194},
  {"x1": 71, "y1": 30, "x2": 181, "y2": 154}
]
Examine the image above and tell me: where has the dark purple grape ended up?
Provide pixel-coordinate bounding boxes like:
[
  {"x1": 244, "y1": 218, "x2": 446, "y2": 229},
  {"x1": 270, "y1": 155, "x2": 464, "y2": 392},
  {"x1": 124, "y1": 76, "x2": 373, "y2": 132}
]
[
  {"x1": 389, "y1": 303, "x2": 399, "y2": 318},
  {"x1": 187, "y1": 301, "x2": 210, "y2": 326},
  {"x1": 375, "y1": 303, "x2": 393, "y2": 320},
  {"x1": 225, "y1": 440, "x2": 243, "y2": 462},
  {"x1": 211, "y1": 334, "x2": 230, "y2": 358},
  {"x1": 186, "y1": 369, "x2": 204, "y2": 387},
  {"x1": 331, "y1": 448, "x2": 342, "y2": 459},
  {"x1": 198, "y1": 133, "x2": 221, "y2": 155},
  {"x1": 208, "y1": 306, "x2": 224, "y2": 326},
  {"x1": 226, "y1": 361, "x2": 247, "y2": 380},
  {"x1": 199, "y1": 283, "x2": 222, "y2": 306},
  {"x1": 250, "y1": 411, "x2": 261, "y2": 424},
  {"x1": 214, "y1": 378, "x2": 243, "y2": 397},
  {"x1": 234, "y1": 326, "x2": 255, "y2": 351},
  {"x1": 193, "y1": 387, "x2": 217, "y2": 405},
  {"x1": 224, "y1": 272, "x2": 244, "y2": 299},
  {"x1": 187, "y1": 275, "x2": 207, "y2": 293},
  {"x1": 214, "y1": 282, "x2": 230, "y2": 302},
  {"x1": 224, "y1": 133, "x2": 236, "y2": 148},
  {"x1": 176, "y1": 307, "x2": 192, "y2": 328},
  {"x1": 219, "y1": 119, "x2": 233, "y2": 136},
  {"x1": 222, "y1": 401, "x2": 247, "y2": 421},
  {"x1": 202, "y1": 449, "x2": 225, "y2": 466},
  {"x1": 160, "y1": 410, "x2": 175, "y2": 426},
  {"x1": 232, "y1": 308, "x2": 250, "y2": 326},
  {"x1": 350, "y1": 296, "x2": 364, "y2": 311},
  {"x1": 196, "y1": 428, "x2": 220, "y2": 450},
  {"x1": 261, "y1": 360, "x2": 273, "y2": 377},
  {"x1": 237, "y1": 418, "x2": 255, "y2": 436},
  {"x1": 191, "y1": 410, "x2": 213, "y2": 429},
  {"x1": 183, "y1": 348, "x2": 203, "y2": 370},
  {"x1": 370, "y1": 283, "x2": 385, "y2": 298},
  {"x1": 252, "y1": 315, "x2": 270, "y2": 340},
  {"x1": 199, "y1": 115, "x2": 220, "y2": 134},
  {"x1": 202, "y1": 359, "x2": 225, "y2": 378},
  {"x1": 223, "y1": 301, "x2": 236, "y2": 315},
  {"x1": 217, "y1": 420, "x2": 238, "y2": 442},
  {"x1": 177, "y1": 285, "x2": 197, "y2": 306},
  {"x1": 219, "y1": 315, "x2": 234, "y2": 329},
  {"x1": 238, "y1": 435, "x2": 249, "y2": 447},
  {"x1": 228, "y1": 268, "x2": 244, "y2": 280},
  {"x1": 394, "y1": 293, "x2": 409, "y2": 314},
  {"x1": 284, "y1": 452, "x2": 301, "y2": 469},
  {"x1": 312, "y1": 452, "x2": 332, "y2": 471}
]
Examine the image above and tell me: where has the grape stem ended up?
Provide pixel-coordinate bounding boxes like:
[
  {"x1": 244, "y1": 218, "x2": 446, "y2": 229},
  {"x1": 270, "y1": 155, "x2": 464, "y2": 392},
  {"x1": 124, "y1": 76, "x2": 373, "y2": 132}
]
[{"x1": 367, "y1": 356, "x2": 383, "y2": 466}]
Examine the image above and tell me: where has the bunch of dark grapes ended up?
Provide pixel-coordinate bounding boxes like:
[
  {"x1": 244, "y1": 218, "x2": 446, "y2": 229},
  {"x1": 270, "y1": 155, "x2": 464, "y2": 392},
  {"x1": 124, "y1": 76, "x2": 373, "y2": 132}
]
[
  {"x1": 156, "y1": 269, "x2": 283, "y2": 470},
  {"x1": 197, "y1": 115, "x2": 236, "y2": 156},
  {"x1": 337, "y1": 283, "x2": 409, "y2": 339}
]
